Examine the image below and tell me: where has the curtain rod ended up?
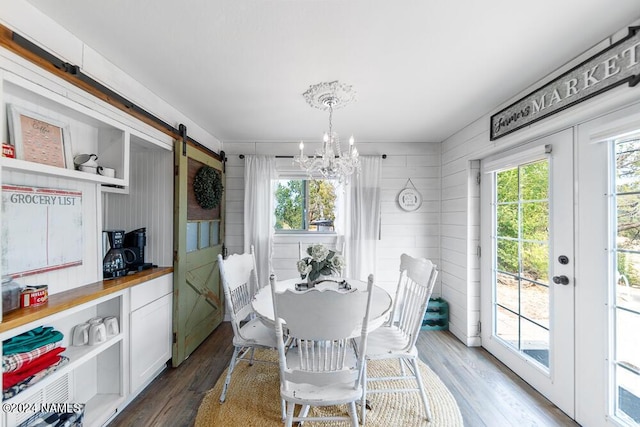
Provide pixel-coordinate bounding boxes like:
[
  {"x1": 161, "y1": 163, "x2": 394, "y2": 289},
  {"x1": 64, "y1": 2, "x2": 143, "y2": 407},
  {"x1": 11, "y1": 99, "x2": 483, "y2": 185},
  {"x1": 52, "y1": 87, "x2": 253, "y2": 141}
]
[{"x1": 238, "y1": 154, "x2": 387, "y2": 159}]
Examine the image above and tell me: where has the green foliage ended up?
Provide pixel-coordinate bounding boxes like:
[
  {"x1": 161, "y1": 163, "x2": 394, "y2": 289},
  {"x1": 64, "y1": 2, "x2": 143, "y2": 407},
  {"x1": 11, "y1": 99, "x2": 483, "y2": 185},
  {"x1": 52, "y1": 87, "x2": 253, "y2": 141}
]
[
  {"x1": 617, "y1": 253, "x2": 640, "y2": 288},
  {"x1": 193, "y1": 166, "x2": 223, "y2": 209},
  {"x1": 495, "y1": 161, "x2": 549, "y2": 282},
  {"x1": 615, "y1": 140, "x2": 640, "y2": 288},
  {"x1": 275, "y1": 180, "x2": 304, "y2": 230},
  {"x1": 274, "y1": 179, "x2": 337, "y2": 230},
  {"x1": 308, "y1": 180, "x2": 337, "y2": 224}
]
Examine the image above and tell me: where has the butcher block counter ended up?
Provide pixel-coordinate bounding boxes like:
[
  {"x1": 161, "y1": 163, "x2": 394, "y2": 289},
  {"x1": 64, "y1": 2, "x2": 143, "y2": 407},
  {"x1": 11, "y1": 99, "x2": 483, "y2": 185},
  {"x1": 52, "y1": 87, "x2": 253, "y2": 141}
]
[{"x1": 0, "y1": 267, "x2": 173, "y2": 333}]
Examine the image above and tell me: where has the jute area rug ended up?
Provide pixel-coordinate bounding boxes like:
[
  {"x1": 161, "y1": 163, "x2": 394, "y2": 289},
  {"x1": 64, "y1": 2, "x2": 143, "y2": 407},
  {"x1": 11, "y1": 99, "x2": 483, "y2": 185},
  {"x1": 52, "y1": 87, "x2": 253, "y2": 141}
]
[{"x1": 195, "y1": 349, "x2": 463, "y2": 426}]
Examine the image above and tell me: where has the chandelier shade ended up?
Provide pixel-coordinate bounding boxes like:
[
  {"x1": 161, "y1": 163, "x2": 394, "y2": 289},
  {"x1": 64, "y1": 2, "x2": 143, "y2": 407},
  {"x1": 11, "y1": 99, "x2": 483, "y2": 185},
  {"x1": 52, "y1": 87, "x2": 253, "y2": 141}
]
[{"x1": 294, "y1": 81, "x2": 360, "y2": 184}]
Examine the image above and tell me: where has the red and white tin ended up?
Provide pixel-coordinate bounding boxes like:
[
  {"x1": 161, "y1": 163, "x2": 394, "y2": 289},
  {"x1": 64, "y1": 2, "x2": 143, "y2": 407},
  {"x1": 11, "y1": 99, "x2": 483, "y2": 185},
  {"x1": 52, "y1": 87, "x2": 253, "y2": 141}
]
[
  {"x1": 21, "y1": 285, "x2": 48, "y2": 307},
  {"x1": 2, "y1": 144, "x2": 15, "y2": 158}
]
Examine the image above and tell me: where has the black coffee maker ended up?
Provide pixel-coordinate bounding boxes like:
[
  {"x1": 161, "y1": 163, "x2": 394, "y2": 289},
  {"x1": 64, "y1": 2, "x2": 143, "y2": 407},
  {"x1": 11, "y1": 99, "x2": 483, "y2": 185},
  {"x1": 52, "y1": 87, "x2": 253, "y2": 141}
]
[
  {"x1": 124, "y1": 227, "x2": 154, "y2": 273},
  {"x1": 103, "y1": 230, "x2": 135, "y2": 279}
]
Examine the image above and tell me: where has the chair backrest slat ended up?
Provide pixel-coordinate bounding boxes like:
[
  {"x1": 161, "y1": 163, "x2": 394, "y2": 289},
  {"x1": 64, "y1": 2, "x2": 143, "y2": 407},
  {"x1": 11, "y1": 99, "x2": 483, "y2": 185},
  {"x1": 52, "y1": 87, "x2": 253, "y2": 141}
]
[
  {"x1": 389, "y1": 254, "x2": 439, "y2": 352},
  {"x1": 218, "y1": 248, "x2": 261, "y2": 340}
]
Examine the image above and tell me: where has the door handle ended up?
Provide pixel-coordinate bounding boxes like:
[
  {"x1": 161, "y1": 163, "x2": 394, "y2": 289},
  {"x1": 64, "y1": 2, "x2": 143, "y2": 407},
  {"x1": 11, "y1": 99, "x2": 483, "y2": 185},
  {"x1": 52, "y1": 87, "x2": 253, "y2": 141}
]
[{"x1": 552, "y1": 275, "x2": 570, "y2": 285}]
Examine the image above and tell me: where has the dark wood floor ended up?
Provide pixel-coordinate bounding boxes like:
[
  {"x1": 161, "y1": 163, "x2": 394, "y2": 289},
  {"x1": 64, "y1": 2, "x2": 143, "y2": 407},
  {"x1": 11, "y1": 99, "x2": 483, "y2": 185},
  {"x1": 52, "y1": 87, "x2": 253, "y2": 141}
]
[{"x1": 109, "y1": 322, "x2": 579, "y2": 427}]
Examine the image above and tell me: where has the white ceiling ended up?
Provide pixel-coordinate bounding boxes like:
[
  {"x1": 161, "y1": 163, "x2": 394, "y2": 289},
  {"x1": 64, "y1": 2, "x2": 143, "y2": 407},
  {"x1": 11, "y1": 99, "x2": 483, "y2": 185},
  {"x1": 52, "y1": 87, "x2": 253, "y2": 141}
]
[{"x1": 23, "y1": 0, "x2": 640, "y2": 144}]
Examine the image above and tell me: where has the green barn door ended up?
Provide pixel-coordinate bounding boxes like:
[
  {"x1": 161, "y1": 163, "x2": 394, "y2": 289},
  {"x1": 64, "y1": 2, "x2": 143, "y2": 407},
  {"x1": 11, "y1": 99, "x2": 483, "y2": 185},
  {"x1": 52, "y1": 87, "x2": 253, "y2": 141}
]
[{"x1": 173, "y1": 133, "x2": 225, "y2": 367}]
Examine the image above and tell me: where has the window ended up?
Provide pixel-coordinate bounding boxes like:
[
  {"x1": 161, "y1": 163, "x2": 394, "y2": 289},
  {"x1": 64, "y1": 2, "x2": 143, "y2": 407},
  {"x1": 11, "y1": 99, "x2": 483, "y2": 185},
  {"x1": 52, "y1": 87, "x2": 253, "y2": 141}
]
[
  {"x1": 611, "y1": 136, "x2": 640, "y2": 425},
  {"x1": 274, "y1": 179, "x2": 341, "y2": 232},
  {"x1": 492, "y1": 159, "x2": 551, "y2": 369}
]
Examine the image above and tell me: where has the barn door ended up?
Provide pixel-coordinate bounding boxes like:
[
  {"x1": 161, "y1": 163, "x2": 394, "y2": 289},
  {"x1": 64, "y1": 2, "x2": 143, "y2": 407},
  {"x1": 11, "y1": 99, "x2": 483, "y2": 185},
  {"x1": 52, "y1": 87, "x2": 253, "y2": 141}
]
[{"x1": 173, "y1": 130, "x2": 225, "y2": 367}]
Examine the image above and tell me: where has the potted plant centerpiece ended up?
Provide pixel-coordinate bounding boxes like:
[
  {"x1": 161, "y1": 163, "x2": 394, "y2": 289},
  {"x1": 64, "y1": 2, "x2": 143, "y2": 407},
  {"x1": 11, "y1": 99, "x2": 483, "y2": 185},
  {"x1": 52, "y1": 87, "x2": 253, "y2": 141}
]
[{"x1": 297, "y1": 243, "x2": 345, "y2": 287}]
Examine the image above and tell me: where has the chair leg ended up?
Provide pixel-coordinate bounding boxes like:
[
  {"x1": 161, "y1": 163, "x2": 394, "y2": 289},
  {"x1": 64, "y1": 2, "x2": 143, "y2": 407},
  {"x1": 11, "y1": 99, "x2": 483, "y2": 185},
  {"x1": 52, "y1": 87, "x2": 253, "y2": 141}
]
[
  {"x1": 285, "y1": 401, "x2": 295, "y2": 427},
  {"x1": 249, "y1": 347, "x2": 256, "y2": 365},
  {"x1": 348, "y1": 401, "x2": 359, "y2": 427},
  {"x1": 281, "y1": 398, "x2": 286, "y2": 421},
  {"x1": 399, "y1": 358, "x2": 406, "y2": 376},
  {"x1": 220, "y1": 346, "x2": 241, "y2": 402},
  {"x1": 298, "y1": 404, "x2": 310, "y2": 426},
  {"x1": 411, "y1": 358, "x2": 432, "y2": 421},
  {"x1": 361, "y1": 359, "x2": 368, "y2": 425}
]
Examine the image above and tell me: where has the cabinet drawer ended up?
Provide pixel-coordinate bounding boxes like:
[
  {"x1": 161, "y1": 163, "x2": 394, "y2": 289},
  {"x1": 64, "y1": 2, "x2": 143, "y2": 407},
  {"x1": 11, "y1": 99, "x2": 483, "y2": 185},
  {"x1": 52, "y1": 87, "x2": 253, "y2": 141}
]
[{"x1": 130, "y1": 273, "x2": 172, "y2": 311}]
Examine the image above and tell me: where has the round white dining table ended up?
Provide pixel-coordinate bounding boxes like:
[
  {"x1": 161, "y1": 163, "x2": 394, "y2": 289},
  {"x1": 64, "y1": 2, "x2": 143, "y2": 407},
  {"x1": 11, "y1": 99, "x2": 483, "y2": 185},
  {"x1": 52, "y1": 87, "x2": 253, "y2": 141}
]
[{"x1": 251, "y1": 277, "x2": 393, "y2": 329}]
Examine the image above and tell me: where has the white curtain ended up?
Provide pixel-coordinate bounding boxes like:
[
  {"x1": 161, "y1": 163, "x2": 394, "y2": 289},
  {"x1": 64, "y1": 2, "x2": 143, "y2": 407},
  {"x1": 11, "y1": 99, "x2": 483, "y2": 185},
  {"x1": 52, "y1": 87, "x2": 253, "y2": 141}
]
[
  {"x1": 344, "y1": 156, "x2": 382, "y2": 281},
  {"x1": 244, "y1": 155, "x2": 276, "y2": 290}
]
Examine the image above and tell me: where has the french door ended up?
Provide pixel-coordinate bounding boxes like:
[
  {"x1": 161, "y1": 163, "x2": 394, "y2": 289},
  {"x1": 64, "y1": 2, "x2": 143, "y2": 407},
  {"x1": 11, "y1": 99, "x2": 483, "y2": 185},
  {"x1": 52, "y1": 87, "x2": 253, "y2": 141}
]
[
  {"x1": 480, "y1": 129, "x2": 575, "y2": 417},
  {"x1": 577, "y1": 103, "x2": 640, "y2": 426}
]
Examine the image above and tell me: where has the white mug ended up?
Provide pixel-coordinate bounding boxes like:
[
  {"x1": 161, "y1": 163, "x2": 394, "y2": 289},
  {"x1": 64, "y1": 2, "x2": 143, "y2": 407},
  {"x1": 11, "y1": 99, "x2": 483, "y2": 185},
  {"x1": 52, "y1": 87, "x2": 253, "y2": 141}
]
[
  {"x1": 88, "y1": 317, "x2": 103, "y2": 325},
  {"x1": 103, "y1": 316, "x2": 119, "y2": 337},
  {"x1": 72, "y1": 323, "x2": 90, "y2": 346},
  {"x1": 89, "y1": 322, "x2": 107, "y2": 346},
  {"x1": 98, "y1": 166, "x2": 115, "y2": 178}
]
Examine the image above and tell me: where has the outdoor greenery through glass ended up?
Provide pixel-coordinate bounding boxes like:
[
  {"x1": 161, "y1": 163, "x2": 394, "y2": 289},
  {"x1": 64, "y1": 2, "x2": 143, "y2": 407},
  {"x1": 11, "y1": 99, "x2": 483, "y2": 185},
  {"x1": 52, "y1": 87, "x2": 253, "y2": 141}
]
[
  {"x1": 613, "y1": 137, "x2": 640, "y2": 424},
  {"x1": 494, "y1": 159, "x2": 550, "y2": 368},
  {"x1": 275, "y1": 179, "x2": 338, "y2": 231}
]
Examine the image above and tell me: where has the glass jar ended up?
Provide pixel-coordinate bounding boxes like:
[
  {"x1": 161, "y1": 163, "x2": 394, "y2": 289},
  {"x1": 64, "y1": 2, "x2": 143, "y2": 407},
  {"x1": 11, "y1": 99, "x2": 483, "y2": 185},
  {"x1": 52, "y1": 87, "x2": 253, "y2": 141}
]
[{"x1": 2, "y1": 276, "x2": 21, "y2": 314}]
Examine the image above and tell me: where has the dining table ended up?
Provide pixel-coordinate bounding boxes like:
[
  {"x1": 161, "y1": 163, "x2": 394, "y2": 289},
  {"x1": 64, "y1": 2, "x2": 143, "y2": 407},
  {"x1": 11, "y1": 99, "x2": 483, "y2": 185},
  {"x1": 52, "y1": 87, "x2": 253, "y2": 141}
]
[{"x1": 251, "y1": 277, "x2": 393, "y2": 329}]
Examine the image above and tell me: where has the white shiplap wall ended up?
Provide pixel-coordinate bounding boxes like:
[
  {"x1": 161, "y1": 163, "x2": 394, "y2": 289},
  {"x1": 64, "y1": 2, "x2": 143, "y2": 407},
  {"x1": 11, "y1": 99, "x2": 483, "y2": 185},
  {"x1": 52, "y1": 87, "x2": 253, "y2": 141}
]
[
  {"x1": 440, "y1": 20, "x2": 640, "y2": 346},
  {"x1": 103, "y1": 143, "x2": 174, "y2": 268},
  {"x1": 222, "y1": 142, "x2": 441, "y2": 301}
]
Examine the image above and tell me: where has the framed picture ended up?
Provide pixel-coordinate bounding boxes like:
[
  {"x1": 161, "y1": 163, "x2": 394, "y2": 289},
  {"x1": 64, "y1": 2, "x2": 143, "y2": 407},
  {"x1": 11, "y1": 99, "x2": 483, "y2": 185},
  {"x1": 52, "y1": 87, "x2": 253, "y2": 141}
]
[{"x1": 7, "y1": 104, "x2": 73, "y2": 169}]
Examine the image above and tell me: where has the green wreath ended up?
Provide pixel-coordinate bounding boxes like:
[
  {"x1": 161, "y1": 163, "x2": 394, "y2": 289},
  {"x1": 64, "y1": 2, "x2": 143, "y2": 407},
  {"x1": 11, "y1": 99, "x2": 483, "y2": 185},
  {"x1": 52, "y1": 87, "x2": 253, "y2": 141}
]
[{"x1": 193, "y1": 166, "x2": 223, "y2": 209}]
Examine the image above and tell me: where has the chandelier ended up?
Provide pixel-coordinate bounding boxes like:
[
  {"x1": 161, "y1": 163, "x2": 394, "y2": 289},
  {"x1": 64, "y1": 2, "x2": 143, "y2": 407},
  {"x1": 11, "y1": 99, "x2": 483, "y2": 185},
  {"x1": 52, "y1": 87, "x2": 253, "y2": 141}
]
[{"x1": 294, "y1": 81, "x2": 360, "y2": 184}]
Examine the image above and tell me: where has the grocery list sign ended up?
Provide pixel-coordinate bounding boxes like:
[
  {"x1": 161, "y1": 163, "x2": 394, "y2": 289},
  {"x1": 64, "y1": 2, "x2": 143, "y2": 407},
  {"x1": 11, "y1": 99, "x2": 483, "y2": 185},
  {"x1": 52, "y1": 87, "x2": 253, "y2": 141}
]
[
  {"x1": 491, "y1": 27, "x2": 640, "y2": 140},
  {"x1": 2, "y1": 185, "x2": 83, "y2": 277}
]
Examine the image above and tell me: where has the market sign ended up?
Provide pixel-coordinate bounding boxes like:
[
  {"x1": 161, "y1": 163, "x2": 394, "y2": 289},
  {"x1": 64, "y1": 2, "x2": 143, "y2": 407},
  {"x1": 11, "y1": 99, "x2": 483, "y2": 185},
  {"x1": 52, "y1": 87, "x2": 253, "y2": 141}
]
[{"x1": 491, "y1": 27, "x2": 640, "y2": 141}]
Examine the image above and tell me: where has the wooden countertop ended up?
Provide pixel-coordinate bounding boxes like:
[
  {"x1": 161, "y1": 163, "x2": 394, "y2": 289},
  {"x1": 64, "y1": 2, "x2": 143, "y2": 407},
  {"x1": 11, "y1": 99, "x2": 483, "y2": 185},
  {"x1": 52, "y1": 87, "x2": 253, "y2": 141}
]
[{"x1": 0, "y1": 267, "x2": 173, "y2": 334}]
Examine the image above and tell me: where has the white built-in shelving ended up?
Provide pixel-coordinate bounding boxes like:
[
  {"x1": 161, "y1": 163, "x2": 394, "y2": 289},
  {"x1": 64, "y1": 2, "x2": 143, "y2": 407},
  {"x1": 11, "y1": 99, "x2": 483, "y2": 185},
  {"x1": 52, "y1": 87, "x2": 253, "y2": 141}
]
[
  {"x1": 0, "y1": 291, "x2": 126, "y2": 427},
  {"x1": 1, "y1": 71, "x2": 131, "y2": 192},
  {"x1": 0, "y1": 52, "x2": 174, "y2": 427}
]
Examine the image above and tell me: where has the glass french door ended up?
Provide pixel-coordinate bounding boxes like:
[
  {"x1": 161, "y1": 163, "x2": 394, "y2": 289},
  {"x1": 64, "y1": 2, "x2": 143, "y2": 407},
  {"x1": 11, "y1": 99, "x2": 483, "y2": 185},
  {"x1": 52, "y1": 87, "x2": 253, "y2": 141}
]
[
  {"x1": 577, "y1": 104, "x2": 640, "y2": 426},
  {"x1": 481, "y1": 129, "x2": 575, "y2": 417},
  {"x1": 611, "y1": 137, "x2": 640, "y2": 425}
]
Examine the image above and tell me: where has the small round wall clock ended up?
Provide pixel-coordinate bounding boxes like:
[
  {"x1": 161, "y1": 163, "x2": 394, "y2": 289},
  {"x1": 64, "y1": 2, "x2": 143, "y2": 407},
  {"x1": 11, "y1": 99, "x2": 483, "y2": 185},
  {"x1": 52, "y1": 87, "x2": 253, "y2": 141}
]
[{"x1": 398, "y1": 183, "x2": 422, "y2": 212}]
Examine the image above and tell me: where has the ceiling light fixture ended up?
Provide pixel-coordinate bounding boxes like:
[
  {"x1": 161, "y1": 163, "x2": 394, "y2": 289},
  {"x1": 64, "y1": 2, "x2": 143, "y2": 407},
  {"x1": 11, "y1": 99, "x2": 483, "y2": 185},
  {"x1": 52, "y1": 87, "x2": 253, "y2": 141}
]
[{"x1": 295, "y1": 81, "x2": 360, "y2": 184}]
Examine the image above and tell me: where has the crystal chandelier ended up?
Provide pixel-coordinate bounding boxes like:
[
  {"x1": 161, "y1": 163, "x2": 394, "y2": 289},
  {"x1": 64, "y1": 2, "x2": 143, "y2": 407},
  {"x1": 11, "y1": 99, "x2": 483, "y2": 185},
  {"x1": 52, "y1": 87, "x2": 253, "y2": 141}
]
[{"x1": 294, "y1": 81, "x2": 360, "y2": 184}]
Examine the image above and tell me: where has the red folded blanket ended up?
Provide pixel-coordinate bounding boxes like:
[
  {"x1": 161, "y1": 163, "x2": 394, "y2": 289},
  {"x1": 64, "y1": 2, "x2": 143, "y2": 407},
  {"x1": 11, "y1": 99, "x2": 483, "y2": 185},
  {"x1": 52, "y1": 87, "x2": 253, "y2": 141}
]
[{"x1": 3, "y1": 347, "x2": 65, "y2": 389}]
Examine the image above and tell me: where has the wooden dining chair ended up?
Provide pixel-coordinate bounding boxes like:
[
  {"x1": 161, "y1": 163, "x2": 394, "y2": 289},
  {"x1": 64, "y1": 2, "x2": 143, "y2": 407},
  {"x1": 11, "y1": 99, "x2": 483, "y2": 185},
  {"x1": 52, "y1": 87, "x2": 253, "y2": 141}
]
[
  {"x1": 270, "y1": 273, "x2": 375, "y2": 427},
  {"x1": 359, "y1": 253, "x2": 438, "y2": 424},
  {"x1": 217, "y1": 249, "x2": 278, "y2": 404}
]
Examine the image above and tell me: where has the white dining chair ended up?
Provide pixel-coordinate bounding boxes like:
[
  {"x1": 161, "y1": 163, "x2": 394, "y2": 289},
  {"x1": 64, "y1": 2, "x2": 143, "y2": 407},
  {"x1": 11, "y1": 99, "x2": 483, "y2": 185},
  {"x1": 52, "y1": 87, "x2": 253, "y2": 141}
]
[
  {"x1": 359, "y1": 253, "x2": 438, "y2": 424},
  {"x1": 270, "y1": 273, "x2": 375, "y2": 427},
  {"x1": 217, "y1": 249, "x2": 278, "y2": 405}
]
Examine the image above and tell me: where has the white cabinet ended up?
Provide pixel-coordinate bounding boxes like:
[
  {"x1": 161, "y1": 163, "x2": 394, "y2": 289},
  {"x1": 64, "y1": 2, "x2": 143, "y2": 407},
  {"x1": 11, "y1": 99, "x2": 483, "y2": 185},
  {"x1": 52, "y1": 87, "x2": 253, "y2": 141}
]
[
  {"x1": 1, "y1": 291, "x2": 127, "y2": 427},
  {"x1": 129, "y1": 274, "x2": 172, "y2": 395}
]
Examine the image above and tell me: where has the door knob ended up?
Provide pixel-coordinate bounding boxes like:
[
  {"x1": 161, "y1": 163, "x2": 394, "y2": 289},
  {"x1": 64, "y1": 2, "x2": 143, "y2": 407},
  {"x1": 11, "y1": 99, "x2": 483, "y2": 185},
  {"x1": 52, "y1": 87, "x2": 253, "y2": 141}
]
[{"x1": 552, "y1": 275, "x2": 570, "y2": 285}]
